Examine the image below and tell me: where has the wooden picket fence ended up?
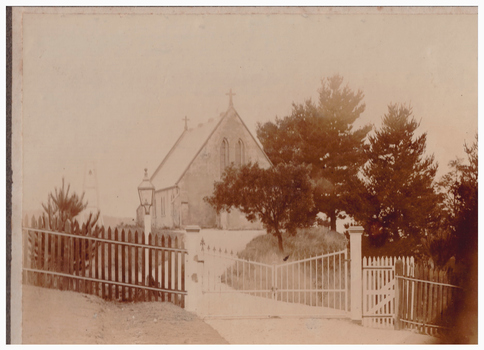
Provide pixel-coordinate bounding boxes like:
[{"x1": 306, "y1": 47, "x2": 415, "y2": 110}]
[
  {"x1": 395, "y1": 260, "x2": 462, "y2": 336},
  {"x1": 22, "y1": 215, "x2": 187, "y2": 307}
]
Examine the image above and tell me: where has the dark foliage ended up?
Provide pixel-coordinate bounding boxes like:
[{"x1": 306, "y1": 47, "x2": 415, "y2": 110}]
[
  {"x1": 257, "y1": 75, "x2": 371, "y2": 231},
  {"x1": 354, "y1": 104, "x2": 439, "y2": 246},
  {"x1": 204, "y1": 162, "x2": 315, "y2": 252},
  {"x1": 422, "y1": 135, "x2": 478, "y2": 268}
]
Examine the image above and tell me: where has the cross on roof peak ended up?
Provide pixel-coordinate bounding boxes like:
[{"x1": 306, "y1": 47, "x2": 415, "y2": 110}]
[
  {"x1": 226, "y1": 89, "x2": 236, "y2": 107},
  {"x1": 182, "y1": 116, "x2": 190, "y2": 131}
]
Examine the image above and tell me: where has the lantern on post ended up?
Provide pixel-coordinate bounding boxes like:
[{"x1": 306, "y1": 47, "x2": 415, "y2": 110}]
[
  {"x1": 138, "y1": 168, "x2": 155, "y2": 216},
  {"x1": 138, "y1": 168, "x2": 155, "y2": 284}
]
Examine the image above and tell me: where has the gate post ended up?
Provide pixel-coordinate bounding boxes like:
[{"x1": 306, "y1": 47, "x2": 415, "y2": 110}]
[
  {"x1": 349, "y1": 225, "x2": 363, "y2": 323},
  {"x1": 184, "y1": 225, "x2": 202, "y2": 314},
  {"x1": 394, "y1": 259, "x2": 404, "y2": 330}
]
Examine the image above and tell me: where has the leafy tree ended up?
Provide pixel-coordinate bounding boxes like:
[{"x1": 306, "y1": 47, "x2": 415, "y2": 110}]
[
  {"x1": 257, "y1": 75, "x2": 371, "y2": 231},
  {"x1": 355, "y1": 103, "x2": 439, "y2": 246},
  {"x1": 204, "y1": 162, "x2": 314, "y2": 253},
  {"x1": 42, "y1": 178, "x2": 99, "y2": 231}
]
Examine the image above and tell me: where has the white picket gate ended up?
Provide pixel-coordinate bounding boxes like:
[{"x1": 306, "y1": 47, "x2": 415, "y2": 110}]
[
  {"x1": 362, "y1": 256, "x2": 414, "y2": 329},
  {"x1": 198, "y1": 242, "x2": 349, "y2": 319}
]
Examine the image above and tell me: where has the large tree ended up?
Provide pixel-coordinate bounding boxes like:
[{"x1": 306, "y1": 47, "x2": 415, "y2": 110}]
[
  {"x1": 356, "y1": 104, "x2": 439, "y2": 246},
  {"x1": 427, "y1": 135, "x2": 478, "y2": 265},
  {"x1": 204, "y1": 162, "x2": 314, "y2": 252},
  {"x1": 451, "y1": 136, "x2": 478, "y2": 264},
  {"x1": 257, "y1": 75, "x2": 371, "y2": 231}
]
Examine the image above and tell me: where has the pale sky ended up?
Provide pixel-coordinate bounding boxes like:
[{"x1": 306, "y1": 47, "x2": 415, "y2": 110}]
[{"x1": 20, "y1": 7, "x2": 477, "y2": 220}]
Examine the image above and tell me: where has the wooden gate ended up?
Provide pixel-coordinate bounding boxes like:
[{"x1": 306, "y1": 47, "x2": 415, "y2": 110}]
[
  {"x1": 362, "y1": 256, "x2": 414, "y2": 329},
  {"x1": 199, "y1": 241, "x2": 349, "y2": 318}
]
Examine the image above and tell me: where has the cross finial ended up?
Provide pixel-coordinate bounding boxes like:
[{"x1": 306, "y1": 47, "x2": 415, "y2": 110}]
[
  {"x1": 226, "y1": 89, "x2": 236, "y2": 107},
  {"x1": 182, "y1": 116, "x2": 190, "y2": 131}
]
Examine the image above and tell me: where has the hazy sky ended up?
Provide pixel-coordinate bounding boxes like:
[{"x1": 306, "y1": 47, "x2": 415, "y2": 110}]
[{"x1": 21, "y1": 8, "x2": 477, "y2": 220}]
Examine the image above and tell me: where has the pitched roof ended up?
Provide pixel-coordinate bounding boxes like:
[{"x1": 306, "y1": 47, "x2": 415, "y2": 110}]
[{"x1": 150, "y1": 105, "x2": 271, "y2": 191}]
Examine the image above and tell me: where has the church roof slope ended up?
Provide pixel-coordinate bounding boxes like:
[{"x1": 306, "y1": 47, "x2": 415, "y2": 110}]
[
  {"x1": 151, "y1": 114, "x2": 223, "y2": 191},
  {"x1": 151, "y1": 103, "x2": 273, "y2": 192}
]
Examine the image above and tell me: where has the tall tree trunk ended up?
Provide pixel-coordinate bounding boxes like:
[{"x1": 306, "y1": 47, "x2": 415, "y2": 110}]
[
  {"x1": 330, "y1": 211, "x2": 337, "y2": 231},
  {"x1": 275, "y1": 230, "x2": 284, "y2": 253}
]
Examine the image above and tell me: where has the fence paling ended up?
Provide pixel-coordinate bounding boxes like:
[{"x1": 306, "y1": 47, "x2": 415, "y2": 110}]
[
  {"x1": 174, "y1": 237, "x2": 179, "y2": 305},
  {"x1": 161, "y1": 235, "x2": 166, "y2": 302},
  {"x1": 88, "y1": 227, "x2": 93, "y2": 295},
  {"x1": 127, "y1": 231, "x2": 132, "y2": 301},
  {"x1": 120, "y1": 230, "x2": 125, "y2": 300},
  {"x1": 168, "y1": 236, "x2": 172, "y2": 303},
  {"x1": 154, "y1": 235, "x2": 158, "y2": 302},
  {"x1": 23, "y1": 219, "x2": 187, "y2": 307},
  {"x1": 23, "y1": 239, "x2": 187, "y2": 296},
  {"x1": 395, "y1": 261, "x2": 461, "y2": 335}
]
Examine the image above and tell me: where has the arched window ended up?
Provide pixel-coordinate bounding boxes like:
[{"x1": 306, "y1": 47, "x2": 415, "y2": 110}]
[
  {"x1": 236, "y1": 139, "x2": 245, "y2": 166},
  {"x1": 220, "y1": 139, "x2": 229, "y2": 175}
]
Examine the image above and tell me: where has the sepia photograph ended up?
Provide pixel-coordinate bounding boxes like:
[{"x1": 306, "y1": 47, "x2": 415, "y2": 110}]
[{"x1": 9, "y1": 6, "x2": 477, "y2": 344}]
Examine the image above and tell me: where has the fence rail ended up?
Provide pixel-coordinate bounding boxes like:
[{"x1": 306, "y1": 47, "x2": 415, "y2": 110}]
[
  {"x1": 395, "y1": 260, "x2": 461, "y2": 336},
  {"x1": 22, "y1": 215, "x2": 187, "y2": 307}
]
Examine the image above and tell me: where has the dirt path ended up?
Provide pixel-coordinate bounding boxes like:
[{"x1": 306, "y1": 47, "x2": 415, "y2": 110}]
[
  {"x1": 23, "y1": 284, "x2": 440, "y2": 344},
  {"x1": 206, "y1": 317, "x2": 438, "y2": 344},
  {"x1": 22, "y1": 285, "x2": 228, "y2": 344}
]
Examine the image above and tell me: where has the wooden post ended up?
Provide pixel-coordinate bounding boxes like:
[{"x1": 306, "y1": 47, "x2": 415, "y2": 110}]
[
  {"x1": 167, "y1": 236, "x2": 172, "y2": 303},
  {"x1": 349, "y1": 225, "x2": 363, "y2": 323},
  {"x1": 394, "y1": 259, "x2": 404, "y2": 330},
  {"x1": 154, "y1": 234, "x2": 159, "y2": 302},
  {"x1": 144, "y1": 210, "x2": 151, "y2": 286},
  {"x1": 184, "y1": 225, "x2": 201, "y2": 313},
  {"x1": 161, "y1": 235, "x2": 165, "y2": 302},
  {"x1": 134, "y1": 230, "x2": 139, "y2": 302},
  {"x1": 174, "y1": 236, "x2": 179, "y2": 306}
]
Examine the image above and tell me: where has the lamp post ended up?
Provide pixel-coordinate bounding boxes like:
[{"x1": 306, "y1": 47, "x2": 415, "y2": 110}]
[{"x1": 138, "y1": 168, "x2": 155, "y2": 285}]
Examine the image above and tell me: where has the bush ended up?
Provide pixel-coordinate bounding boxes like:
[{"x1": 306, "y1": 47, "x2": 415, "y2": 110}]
[{"x1": 237, "y1": 226, "x2": 347, "y2": 264}]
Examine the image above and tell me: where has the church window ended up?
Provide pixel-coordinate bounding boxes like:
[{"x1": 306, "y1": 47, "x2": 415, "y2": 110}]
[
  {"x1": 161, "y1": 196, "x2": 166, "y2": 217},
  {"x1": 220, "y1": 138, "x2": 229, "y2": 174},
  {"x1": 236, "y1": 139, "x2": 245, "y2": 166}
]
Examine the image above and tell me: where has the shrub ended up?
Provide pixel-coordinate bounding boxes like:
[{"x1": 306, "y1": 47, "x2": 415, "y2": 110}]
[{"x1": 237, "y1": 226, "x2": 347, "y2": 264}]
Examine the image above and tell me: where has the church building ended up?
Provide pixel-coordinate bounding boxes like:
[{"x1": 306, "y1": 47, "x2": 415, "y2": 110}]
[{"x1": 144, "y1": 91, "x2": 272, "y2": 229}]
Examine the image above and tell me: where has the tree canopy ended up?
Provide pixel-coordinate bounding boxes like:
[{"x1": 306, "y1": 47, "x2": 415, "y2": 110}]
[
  {"x1": 355, "y1": 104, "x2": 439, "y2": 246},
  {"x1": 424, "y1": 135, "x2": 478, "y2": 266},
  {"x1": 257, "y1": 75, "x2": 371, "y2": 230},
  {"x1": 204, "y1": 162, "x2": 314, "y2": 252}
]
